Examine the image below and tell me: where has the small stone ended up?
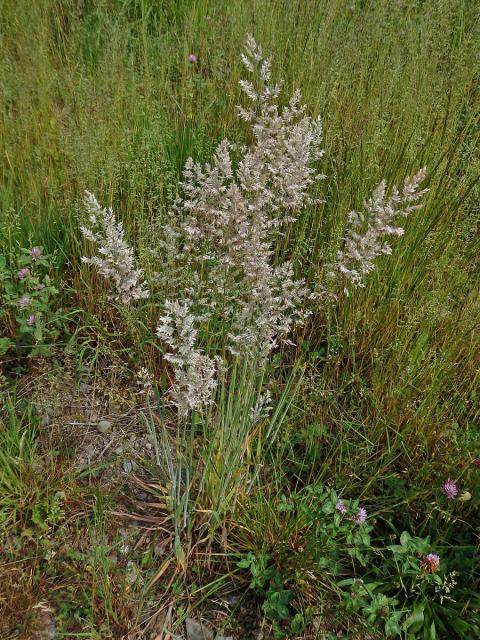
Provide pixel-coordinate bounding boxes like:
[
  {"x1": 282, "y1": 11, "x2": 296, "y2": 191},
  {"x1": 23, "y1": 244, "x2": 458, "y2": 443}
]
[
  {"x1": 185, "y1": 618, "x2": 214, "y2": 640},
  {"x1": 153, "y1": 542, "x2": 166, "y2": 557},
  {"x1": 123, "y1": 460, "x2": 133, "y2": 473},
  {"x1": 97, "y1": 420, "x2": 112, "y2": 434},
  {"x1": 114, "y1": 446, "x2": 124, "y2": 455},
  {"x1": 146, "y1": 442, "x2": 152, "y2": 450},
  {"x1": 227, "y1": 595, "x2": 239, "y2": 607},
  {"x1": 79, "y1": 382, "x2": 91, "y2": 394},
  {"x1": 136, "y1": 492, "x2": 147, "y2": 501}
]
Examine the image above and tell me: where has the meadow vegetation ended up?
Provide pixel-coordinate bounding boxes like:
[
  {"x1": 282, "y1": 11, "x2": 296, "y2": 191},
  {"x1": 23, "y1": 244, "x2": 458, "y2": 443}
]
[{"x1": 1, "y1": 1, "x2": 479, "y2": 638}]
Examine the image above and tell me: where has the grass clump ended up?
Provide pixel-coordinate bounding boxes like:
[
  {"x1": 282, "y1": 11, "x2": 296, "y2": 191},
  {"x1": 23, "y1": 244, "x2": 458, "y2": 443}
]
[{"x1": 1, "y1": 1, "x2": 479, "y2": 639}]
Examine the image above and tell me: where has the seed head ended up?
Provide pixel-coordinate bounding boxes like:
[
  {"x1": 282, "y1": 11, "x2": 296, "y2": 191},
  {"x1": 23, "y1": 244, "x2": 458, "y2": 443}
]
[{"x1": 80, "y1": 191, "x2": 149, "y2": 305}]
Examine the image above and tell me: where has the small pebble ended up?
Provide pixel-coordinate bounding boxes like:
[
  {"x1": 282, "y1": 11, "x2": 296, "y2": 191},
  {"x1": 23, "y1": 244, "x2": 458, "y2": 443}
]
[
  {"x1": 227, "y1": 595, "x2": 240, "y2": 607},
  {"x1": 79, "y1": 382, "x2": 91, "y2": 394},
  {"x1": 114, "y1": 446, "x2": 124, "y2": 455},
  {"x1": 185, "y1": 618, "x2": 214, "y2": 640},
  {"x1": 97, "y1": 419, "x2": 112, "y2": 434},
  {"x1": 123, "y1": 460, "x2": 133, "y2": 473}
]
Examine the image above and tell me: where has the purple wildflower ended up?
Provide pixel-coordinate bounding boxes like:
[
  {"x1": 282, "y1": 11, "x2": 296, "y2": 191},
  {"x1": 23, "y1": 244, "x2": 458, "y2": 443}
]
[
  {"x1": 27, "y1": 314, "x2": 36, "y2": 326},
  {"x1": 29, "y1": 247, "x2": 42, "y2": 260},
  {"x1": 188, "y1": 53, "x2": 197, "y2": 63},
  {"x1": 354, "y1": 507, "x2": 367, "y2": 525},
  {"x1": 336, "y1": 500, "x2": 348, "y2": 515},
  {"x1": 35, "y1": 283, "x2": 45, "y2": 291},
  {"x1": 18, "y1": 267, "x2": 30, "y2": 279},
  {"x1": 441, "y1": 478, "x2": 458, "y2": 500},
  {"x1": 19, "y1": 296, "x2": 30, "y2": 308},
  {"x1": 422, "y1": 553, "x2": 440, "y2": 573}
]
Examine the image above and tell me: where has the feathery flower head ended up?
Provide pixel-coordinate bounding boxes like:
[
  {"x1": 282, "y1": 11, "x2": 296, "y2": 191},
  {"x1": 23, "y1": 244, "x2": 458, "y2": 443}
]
[
  {"x1": 80, "y1": 191, "x2": 149, "y2": 305},
  {"x1": 336, "y1": 168, "x2": 428, "y2": 290},
  {"x1": 19, "y1": 296, "x2": 30, "y2": 308},
  {"x1": 27, "y1": 314, "x2": 36, "y2": 326},
  {"x1": 188, "y1": 53, "x2": 197, "y2": 63},
  {"x1": 29, "y1": 247, "x2": 42, "y2": 260},
  {"x1": 163, "y1": 35, "x2": 323, "y2": 358},
  {"x1": 35, "y1": 283, "x2": 45, "y2": 291},
  {"x1": 441, "y1": 478, "x2": 458, "y2": 499},
  {"x1": 422, "y1": 553, "x2": 440, "y2": 573},
  {"x1": 18, "y1": 267, "x2": 30, "y2": 279},
  {"x1": 354, "y1": 507, "x2": 368, "y2": 525},
  {"x1": 157, "y1": 299, "x2": 217, "y2": 416},
  {"x1": 336, "y1": 500, "x2": 348, "y2": 515}
]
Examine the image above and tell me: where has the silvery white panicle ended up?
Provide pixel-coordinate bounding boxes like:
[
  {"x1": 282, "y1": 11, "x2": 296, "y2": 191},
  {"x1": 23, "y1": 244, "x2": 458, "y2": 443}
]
[
  {"x1": 157, "y1": 299, "x2": 217, "y2": 416},
  {"x1": 163, "y1": 35, "x2": 323, "y2": 357},
  {"x1": 336, "y1": 168, "x2": 428, "y2": 289},
  {"x1": 238, "y1": 35, "x2": 324, "y2": 223},
  {"x1": 249, "y1": 390, "x2": 272, "y2": 425},
  {"x1": 229, "y1": 261, "x2": 314, "y2": 356},
  {"x1": 80, "y1": 191, "x2": 149, "y2": 304},
  {"x1": 136, "y1": 366, "x2": 153, "y2": 398}
]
